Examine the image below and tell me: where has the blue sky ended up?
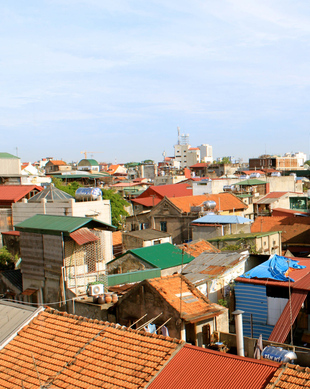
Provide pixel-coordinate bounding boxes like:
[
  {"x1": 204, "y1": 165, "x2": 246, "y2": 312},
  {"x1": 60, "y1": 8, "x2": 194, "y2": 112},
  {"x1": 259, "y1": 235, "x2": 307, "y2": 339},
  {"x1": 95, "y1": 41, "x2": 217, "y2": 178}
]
[{"x1": 1, "y1": 0, "x2": 310, "y2": 164}]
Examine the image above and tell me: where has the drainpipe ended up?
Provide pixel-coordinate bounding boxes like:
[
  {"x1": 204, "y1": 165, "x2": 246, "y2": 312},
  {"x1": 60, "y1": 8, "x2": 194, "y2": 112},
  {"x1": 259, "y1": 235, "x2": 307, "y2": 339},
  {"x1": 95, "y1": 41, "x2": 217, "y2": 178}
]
[{"x1": 233, "y1": 310, "x2": 245, "y2": 357}]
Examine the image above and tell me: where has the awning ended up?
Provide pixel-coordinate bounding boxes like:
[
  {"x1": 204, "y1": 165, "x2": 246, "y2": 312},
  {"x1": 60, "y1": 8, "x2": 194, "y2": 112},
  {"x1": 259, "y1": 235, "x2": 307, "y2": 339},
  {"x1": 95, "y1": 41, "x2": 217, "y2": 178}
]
[
  {"x1": 69, "y1": 227, "x2": 99, "y2": 246},
  {"x1": 268, "y1": 290, "x2": 308, "y2": 343},
  {"x1": 22, "y1": 288, "x2": 38, "y2": 296}
]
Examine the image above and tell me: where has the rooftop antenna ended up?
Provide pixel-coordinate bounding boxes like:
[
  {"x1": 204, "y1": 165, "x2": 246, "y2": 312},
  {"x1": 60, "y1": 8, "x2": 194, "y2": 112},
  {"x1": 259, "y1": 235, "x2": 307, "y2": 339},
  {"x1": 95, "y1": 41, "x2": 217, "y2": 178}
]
[
  {"x1": 177, "y1": 126, "x2": 180, "y2": 145},
  {"x1": 162, "y1": 150, "x2": 166, "y2": 161}
]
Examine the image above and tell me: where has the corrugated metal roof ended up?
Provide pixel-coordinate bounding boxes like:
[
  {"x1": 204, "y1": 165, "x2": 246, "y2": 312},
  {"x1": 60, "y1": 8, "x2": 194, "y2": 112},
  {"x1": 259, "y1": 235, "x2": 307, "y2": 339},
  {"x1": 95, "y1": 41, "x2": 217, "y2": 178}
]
[
  {"x1": 0, "y1": 301, "x2": 42, "y2": 347},
  {"x1": 148, "y1": 344, "x2": 279, "y2": 389},
  {"x1": 192, "y1": 214, "x2": 252, "y2": 224},
  {"x1": 15, "y1": 214, "x2": 116, "y2": 234},
  {"x1": 268, "y1": 290, "x2": 307, "y2": 343},
  {"x1": 183, "y1": 252, "x2": 248, "y2": 285},
  {"x1": 235, "y1": 179, "x2": 267, "y2": 185},
  {"x1": 69, "y1": 228, "x2": 99, "y2": 245}
]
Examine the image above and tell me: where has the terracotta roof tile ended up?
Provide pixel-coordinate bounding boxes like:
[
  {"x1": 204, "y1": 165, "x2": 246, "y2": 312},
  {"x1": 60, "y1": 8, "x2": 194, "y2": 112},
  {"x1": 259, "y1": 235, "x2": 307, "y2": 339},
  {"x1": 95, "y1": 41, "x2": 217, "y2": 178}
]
[
  {"x1": 251, "y1": 216, "x2": 310, "y2": 243},
  {"x1": 0, "y1": 308, "x2": 182, "y2": 389},
  {"x1": 265, "y1": 364, "x2": 310, "y2": 388},
  {"x1": 169, "y1": 193, "x2": 247, "y2": 213},
  {"x1": 178, "y1": 240, "x2": 220, "y2": 257},
  {"x1": 148, "y1": 274, "x2": 226, "y2": 322}
]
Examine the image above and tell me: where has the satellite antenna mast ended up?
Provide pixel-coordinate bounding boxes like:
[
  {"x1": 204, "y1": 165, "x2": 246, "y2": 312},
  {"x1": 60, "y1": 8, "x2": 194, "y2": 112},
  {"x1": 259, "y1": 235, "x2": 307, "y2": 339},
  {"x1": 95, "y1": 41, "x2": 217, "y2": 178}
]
[
  {"x1": 162, "y1": 150, "x2": 166, "y2": 161},
  {"x1": 177, "y1": 126, "x2": 180, "y2": 145}
]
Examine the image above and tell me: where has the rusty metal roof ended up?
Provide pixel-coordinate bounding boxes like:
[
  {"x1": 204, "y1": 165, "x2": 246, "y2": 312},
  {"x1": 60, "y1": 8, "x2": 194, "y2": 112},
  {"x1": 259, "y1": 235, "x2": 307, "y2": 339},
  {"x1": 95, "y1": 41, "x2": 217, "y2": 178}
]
[
  {"x1": 69, "y1": 228, "x2": 99, "y2": 246},
  {"x1": 148, "y1": 344, "x2": 279, "y2": 389},
  {"x1": 268, "y1": 290, "x2": 308, "y2": 343}
]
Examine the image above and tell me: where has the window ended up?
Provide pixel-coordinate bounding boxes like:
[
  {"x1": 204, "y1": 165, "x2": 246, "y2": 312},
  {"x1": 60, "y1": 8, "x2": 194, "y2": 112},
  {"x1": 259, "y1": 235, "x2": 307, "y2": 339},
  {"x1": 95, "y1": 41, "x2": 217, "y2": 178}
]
[
  {"x1": 160, "y1": 221, "x2": 167, "y2": 232},
  {"x1": 153, "y1": 240, "x2": 161, "y2": 245}
]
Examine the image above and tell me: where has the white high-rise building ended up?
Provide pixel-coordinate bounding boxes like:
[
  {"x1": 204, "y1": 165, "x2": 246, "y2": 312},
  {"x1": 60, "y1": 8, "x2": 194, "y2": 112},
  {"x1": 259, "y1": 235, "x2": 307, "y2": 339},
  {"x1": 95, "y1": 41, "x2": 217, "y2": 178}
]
[{"x1": 198, "y1": 144, "x2": 213, "y2": 163}]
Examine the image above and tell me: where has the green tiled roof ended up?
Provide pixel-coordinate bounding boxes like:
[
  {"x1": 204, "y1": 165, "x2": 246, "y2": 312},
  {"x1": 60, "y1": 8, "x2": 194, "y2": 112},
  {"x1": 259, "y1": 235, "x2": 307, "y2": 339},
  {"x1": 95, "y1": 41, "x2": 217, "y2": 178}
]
[
  {"x1": 0, "y1": 152, "x2": 19, "y2": 159},
  {"x1": 111, "y1": 242, "x2": 194, "y2": 270},
  {"x1": 235, "y1": 179, "x2": 267, "y2": 186},
  {"x1": 15, "y1": 214, "x2": 116, "y2": 235}
]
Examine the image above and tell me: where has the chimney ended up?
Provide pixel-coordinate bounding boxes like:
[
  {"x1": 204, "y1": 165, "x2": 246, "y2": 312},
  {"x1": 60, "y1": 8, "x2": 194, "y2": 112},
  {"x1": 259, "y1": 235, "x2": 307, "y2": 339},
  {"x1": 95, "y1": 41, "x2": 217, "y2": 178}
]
[{"x1": 233, "y1": 310, "x2": 245, "y2": 357}]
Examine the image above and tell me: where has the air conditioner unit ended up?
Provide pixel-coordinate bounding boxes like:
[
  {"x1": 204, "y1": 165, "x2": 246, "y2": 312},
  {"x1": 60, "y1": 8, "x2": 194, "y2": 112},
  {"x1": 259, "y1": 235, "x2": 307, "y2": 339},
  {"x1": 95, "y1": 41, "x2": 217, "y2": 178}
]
[{"x1": 88, "y1": 284, "x2": 104, "y2": 296}]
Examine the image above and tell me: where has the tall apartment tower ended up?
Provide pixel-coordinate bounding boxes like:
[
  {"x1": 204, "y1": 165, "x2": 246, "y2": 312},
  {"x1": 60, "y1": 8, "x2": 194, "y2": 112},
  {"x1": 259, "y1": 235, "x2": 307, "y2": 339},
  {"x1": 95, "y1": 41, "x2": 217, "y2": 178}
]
[{"x1": 198, "y1": 144, "x2": 213, "y2": 163}]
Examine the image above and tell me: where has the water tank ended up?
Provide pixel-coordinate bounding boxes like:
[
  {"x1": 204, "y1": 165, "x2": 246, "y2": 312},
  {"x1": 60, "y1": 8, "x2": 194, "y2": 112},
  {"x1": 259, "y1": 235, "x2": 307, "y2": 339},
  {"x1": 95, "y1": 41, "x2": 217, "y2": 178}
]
[
  {"x1": 250, "y1": 173, "x2": 261, "y2": 178},
  {"x1": 223, "y1": 185, "x2": 236, "y2": 192},
  {"x1": 271, "y1": 172, "x2": 281, "y2": 177},
  {"x1": 262, "y1": 346, "x2": 297, "y2": 363},
  {"x1": 203, "y1": 200, "x2": 216, "y2": 210},
  {"x1": 75, "y1": 187, "x2": 102, "y2": 201},
  {"x1": 240, "y1": 175, "x2": 250, "y2": 180}
]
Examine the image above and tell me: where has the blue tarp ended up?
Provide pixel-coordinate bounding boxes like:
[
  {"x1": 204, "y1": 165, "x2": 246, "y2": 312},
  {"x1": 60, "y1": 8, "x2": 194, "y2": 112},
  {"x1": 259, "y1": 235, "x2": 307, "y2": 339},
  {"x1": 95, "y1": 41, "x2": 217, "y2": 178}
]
[{"x1": 241, "y1": 254, "x2": 306, "y2": 282}]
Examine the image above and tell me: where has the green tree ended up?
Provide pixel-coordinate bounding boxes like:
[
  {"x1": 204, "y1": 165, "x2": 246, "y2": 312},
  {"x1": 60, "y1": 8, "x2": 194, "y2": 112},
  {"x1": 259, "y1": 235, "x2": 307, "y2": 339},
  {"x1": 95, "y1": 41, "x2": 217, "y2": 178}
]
[
  {"x1": 0, "y1": 246, "x2": 16, "y2": 270},
  {"x1": 52, "y1": 178, "x2": 129, "y2": 229},
  {"x1": 52, "y1": 177, "x2": 82, "y2": 197},
  {"x1": 101, "y1": 189, "x2": 129, "y2": 229}
]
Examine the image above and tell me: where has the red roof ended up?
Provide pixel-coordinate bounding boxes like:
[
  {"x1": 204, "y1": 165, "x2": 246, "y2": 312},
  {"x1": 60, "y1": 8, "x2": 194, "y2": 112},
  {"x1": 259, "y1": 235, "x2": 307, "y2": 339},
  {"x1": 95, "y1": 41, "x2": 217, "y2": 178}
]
[
  {"x1": 263, "y1": 191, "x2": 290, "y2": 199},
  {"x1": 1, "y1": 231, "x2": 20, "y2": 236},
  {"x1": 148, "y1": 344, "x2": 279, "y2": 389},
  {"x1": 132, "y1": 184, "x2": 193, "y2": 207},
  {"x1": 0, "y1": 308, "x2": 182, "y2": 389},
  {"x1": 272, "y1": 208, "x2": 310, "y2": 217},
  {"x1": 268, "y1": 290, "x2": 308, "y2": 343},
  {"x1": 69, "y1": 227, "x2": 99, "y2": 245},
  {"x1": 189, "y1": 162, "x2": 209, "y2": 168},
  {"x1": 0, "y1": 185, "x2": 42, "y2": 204}
]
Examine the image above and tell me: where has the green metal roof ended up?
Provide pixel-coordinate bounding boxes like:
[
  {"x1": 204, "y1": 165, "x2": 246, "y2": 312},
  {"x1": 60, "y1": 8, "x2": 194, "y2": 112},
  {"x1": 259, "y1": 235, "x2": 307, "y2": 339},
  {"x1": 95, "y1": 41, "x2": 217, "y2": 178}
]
[
  {"x1": 0, "y1": 152, "x2": 19, "y2": 159},
  {"x1": 110, "y1": 242, "x2": 194, "y2": 270},
  {"x1": 15, "y1": 214, "x2": 116, "y2": 235},
  {"x1": 208, "y1": 231, "x2": 281, "y2": 242},
  {"x1": 236, "y1": 194, "x2": 253, "y2": 198},
  {"x1": 235, "y1": 179, "x2": 267, "y2": 186}
]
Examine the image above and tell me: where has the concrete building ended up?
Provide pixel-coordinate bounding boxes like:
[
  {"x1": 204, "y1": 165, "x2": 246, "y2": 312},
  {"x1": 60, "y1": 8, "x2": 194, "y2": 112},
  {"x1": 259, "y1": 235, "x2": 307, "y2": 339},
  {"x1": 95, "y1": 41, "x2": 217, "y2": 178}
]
[
  {"x1": 0, "y1": 152, "x2": 21, "y2": 185},
  {"x1": 198, "y1": 144, "x2": 213, "y2": 163}
]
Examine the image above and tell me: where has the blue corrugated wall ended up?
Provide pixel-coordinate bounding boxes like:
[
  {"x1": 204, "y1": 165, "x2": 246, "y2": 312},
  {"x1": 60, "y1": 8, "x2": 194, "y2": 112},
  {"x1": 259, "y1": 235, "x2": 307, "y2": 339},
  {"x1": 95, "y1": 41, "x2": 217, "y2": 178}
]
[{"x1": 234, "y1": 282, "x2": 274, "y2": 339}]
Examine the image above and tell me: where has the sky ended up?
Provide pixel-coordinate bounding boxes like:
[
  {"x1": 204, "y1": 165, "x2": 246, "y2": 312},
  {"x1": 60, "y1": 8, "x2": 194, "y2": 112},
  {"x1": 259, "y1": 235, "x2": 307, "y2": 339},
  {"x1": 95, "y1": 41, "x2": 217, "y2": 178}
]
[{"x1": 1, "y1": 0, "x2": 310, "y2": 164}]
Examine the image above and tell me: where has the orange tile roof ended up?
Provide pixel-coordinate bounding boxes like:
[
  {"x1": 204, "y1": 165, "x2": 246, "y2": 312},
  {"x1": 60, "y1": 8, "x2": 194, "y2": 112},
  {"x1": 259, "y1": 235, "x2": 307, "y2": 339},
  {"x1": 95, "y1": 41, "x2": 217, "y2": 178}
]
[
  {"x1": 149, "y1": 344, "x2": 280, "y2": 389},
  {"x1": 113, "y1": 230, "x2": 123, "y2": 246},
  {"x1": 48, "y1": 160, "x2": 67, "y2": 165},
  {"x1": 169, "y1": 193, "x2": 247, "y2": 213},
  {"x1": 148, "y1": 275, "x2": 226, "y2": 323},
  {"x1": 178, "y1": 240, "x2": 220, "y2": 257},
  {"x1": 251, "y1": 216, "x2": 310, "y2": 243},
  {"x1": 0, "y1": 308, "x2": 182, "y2": 389},
  {"x1": 266, "y1": 363, "x2": 310, "y2": 388}
]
